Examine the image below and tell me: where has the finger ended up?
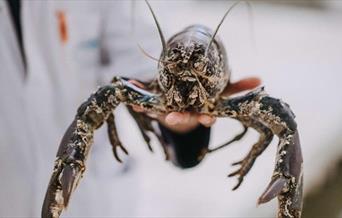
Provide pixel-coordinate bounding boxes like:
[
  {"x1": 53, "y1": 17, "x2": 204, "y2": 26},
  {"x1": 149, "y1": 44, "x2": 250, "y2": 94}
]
[
  {"x1": 198, "y1": 115, "x2": 216, "y2": 127},
  {"x1": 128, "y1": 80, "x2": 145, "y2": 89},
  {"x1": 165, "y1": 112, "x2": 186, "y2": 125},
  {"x1": 131, "y1": 105, "x2": 160, "y2": 119},
  {"x1": 129, "y1": 80, "x2": 147, "y2": 113},
  {"x1": 223, "y1": 77, "x2": 261, "y2": 96},
  {"x1": 177, "y1": 112, "x2": 192, "y2": 125},
  {"x1": 132, "y1": 105, "x2": 145, "y2": 113},
  {"x1": 165, "y1": 112, "x2": 191, "y2": 125}
]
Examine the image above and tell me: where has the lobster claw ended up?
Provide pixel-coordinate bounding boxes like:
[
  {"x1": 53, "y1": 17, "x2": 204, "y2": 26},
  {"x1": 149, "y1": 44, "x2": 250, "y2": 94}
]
[
  {"x1": 42, "y1": 162, "x2": 83, "y2": 218},
  {"x1": 59, "y1": 164, "x2": 82, "y2": 208},
  {"x1": 258, "y1": 176, "x2": 288, "y2": 204},
  {"x1": 42, "y1": 119, "x2": 90, "y2": 218},
  {"x1": 258, "y1": 131, "x2": 303, "y2": 218}
]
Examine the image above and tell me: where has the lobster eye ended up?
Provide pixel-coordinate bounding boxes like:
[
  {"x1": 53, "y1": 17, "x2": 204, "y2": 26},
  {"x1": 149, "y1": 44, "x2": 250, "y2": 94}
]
[{"x1": 159, "y1": 71, "x2": 173, "y2": 90}]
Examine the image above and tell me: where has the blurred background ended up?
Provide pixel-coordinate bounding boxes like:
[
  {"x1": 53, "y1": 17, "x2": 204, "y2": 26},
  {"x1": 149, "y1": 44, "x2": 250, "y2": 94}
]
[{"x1": 1, "y1": 0, "x2": 342, "y2": 217}]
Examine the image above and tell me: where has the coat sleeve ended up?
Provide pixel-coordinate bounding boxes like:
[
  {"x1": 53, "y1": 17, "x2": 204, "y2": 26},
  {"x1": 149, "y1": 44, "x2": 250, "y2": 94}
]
[
  {"x1": 159, "y1": 124, "x2": 211, "y2": 169},
  {"x1": 98, "y1": 1, "x2": 160, "y2": 84}
]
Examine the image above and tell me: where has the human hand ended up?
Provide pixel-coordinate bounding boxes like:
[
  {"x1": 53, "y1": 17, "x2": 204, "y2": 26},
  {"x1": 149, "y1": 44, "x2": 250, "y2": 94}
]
[{"x1": 130, "y1": 77, "x2": 261, "y2": 133}]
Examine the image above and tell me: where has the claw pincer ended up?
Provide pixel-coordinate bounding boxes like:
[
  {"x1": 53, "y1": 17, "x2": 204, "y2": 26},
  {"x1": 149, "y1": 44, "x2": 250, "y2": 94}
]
[
  {"x1": 42, "y1": 119, "x2": 93, "y2": 218},
  {"x1": 259, "y1": 130, "x2": 303, "y2": 218}
]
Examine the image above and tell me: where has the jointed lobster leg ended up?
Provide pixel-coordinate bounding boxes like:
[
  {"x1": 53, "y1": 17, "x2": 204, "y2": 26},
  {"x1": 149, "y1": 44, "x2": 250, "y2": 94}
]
[
  {"x1": 127, "y1": 106, "x2": 170, "y2": 160},
  {"x1": 127, "y1": 106, "x2": 154, "y2": 152},
  {"x1": 215, "y1": 88, "x2": 303, "y2": 218},
  {"x1": 208, "y1": 125, "x2": 248, "y2": 153},
  {"x1": 42, "y1": 77, "x2": 165, "y2": 218},
  {"x1": 228, "y1": 122, "x2": 273, "y2": 190},
  {"x1": 107, "y1": 113, "x2": 129, "y2": 163}
]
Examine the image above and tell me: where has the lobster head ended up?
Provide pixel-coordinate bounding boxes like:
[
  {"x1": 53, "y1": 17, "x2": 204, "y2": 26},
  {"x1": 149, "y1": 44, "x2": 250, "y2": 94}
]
[{"x1": 157, "y1": 29, "x2": 229, "y2": 110}]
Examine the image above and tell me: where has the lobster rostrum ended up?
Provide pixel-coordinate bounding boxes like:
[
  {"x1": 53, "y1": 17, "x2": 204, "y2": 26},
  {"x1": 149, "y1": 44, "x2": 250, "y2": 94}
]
[{"x1": 42, "y1": 1, "x2": 303, "y2": 218}]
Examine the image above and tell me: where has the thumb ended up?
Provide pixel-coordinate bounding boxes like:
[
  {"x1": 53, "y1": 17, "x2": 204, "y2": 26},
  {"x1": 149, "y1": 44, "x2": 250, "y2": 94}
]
[{"x1": 223, "y1": 77, "x2": 261, "y2": 96}]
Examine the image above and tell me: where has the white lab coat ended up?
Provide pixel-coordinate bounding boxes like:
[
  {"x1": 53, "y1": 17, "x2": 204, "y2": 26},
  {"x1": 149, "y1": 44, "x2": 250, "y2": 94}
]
[{"x1": 0, "y1": 0, "x2": 159, "y2": 217}]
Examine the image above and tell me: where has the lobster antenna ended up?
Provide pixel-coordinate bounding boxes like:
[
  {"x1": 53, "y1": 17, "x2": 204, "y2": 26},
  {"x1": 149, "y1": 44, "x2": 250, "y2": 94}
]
[
  {"x1": 137, "y1": 43, "x2": 163, "y2": 62},
  {"x1": 137, "y1": 43, "x2": 176, "y2": 65},
  {"x1": 144, "y1": 0, "x2": 167, "y2": 58},
  {"x1": 205, "y1": 1, "x2": 252, "y2": 55}
]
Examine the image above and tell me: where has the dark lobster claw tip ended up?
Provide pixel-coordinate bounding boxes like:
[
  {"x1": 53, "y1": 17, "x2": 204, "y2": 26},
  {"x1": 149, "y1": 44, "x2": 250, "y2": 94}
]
[
  {"x1": 258, "y1": 176, "x2": 287, "y2": 205},
  {"x1": 60, "y1": 165, "x2": 80, "y2": 208},
  {"x1": 41, "y1": 198, "x2": 54, "y2": 218},
  {"x1": 41, "y1": 166, "x2": 77, "y2": 218}
]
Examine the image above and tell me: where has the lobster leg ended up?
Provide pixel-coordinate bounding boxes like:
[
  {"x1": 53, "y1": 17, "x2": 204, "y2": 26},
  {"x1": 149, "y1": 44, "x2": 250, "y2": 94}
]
[
  {"x1": 214, "y1": 87, "x2": 303, "y2": 218},
  {"x1": 208, "y1": 125, "x2": 248, "y2": 153},
  {"x1": 127, "y1": 106, "x2": 155, "y2": 152},
  {"x1": 127, "y1": 106, "x2": 170, "y2": 160},
  {"x1": 107, "y1": 113, "x2": 129, "y2": 163},
  {"x1": 155, "y1": 132, "x2": 170, "y2": 160},
  {"x1": 228, "y1": 122, "x2": 273, "y2": 190},
  {"x1": 42, "y1": 77, "x2": 166, "y2": 218}
]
